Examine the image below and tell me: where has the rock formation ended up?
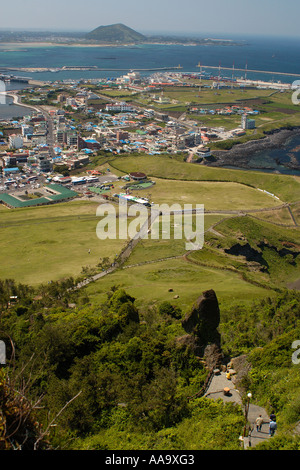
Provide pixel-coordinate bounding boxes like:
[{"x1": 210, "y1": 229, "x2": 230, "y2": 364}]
[{"x1": 178, "y1": 289, "x2": 222, "y2": 366}]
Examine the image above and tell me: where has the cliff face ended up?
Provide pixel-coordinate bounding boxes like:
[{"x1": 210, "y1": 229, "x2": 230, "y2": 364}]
[{"x1": 178, "y1": 289, "x2": 222, "y2": 366}]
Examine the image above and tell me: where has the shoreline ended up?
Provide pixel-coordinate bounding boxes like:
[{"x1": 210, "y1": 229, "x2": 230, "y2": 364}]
[
  {"x1": 0, "y1": 40, "x2": 244, "y2": 49},
  {"x1": 0, "y1": 91, "x2": 39, "y2": 118},
  {"x1": 0, "y1": 42, "x2": 136, "y2": 49}
]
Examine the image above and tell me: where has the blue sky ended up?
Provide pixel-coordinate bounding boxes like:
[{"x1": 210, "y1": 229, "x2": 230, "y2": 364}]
[{"x1": 1, "y1": 0, "x2": 299, "y2": 38}]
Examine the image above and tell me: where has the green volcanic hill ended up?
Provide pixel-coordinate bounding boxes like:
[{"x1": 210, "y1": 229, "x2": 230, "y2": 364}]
[{"x1": 86, "y1": 23, "x2": 146, "y2": 43}]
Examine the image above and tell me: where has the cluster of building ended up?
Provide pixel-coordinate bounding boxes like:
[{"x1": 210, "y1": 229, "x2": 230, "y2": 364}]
[
  {"x1": 2, "y1": 113, "x2": 48, "y2": 149},
  {"x1": 0, "y1": 70, "x2": 270, "y2": 188},
  {"x1": 189, "y1": 103, "x2": 259, "y2": 118},
  {"x1": 0, "y1": 111, "x2": 53, "y2": 176}
]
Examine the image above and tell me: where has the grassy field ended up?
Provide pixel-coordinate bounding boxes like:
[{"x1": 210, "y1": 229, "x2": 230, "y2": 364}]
[
  {"x1": 107, "y1": 155, "x2": 300, "y2": 203},
  {"x1": 84, "y1": 257, "x2": 272, "y2": 313},
  {"x1": 203, "y1": 216, "x2": 300, "y2": 286},
  {"x1": 121, "y1": 213, "x2": 232, "y2": 267},
  {"x1": 249, "y1": 205, "x2": 298, "y2": 226},
  {"x1": 0, "y1": 194, "x2": 234, "y2": 287},
  {"x1": 0, "y1": 153, "x2": 298, "y2": 302},
  {"x1": 156, "y1": 85, "x2": 274, "y2": 106},
  {"x1": 127, "y1": 178, "x2": 283, "y2": 210},
  {"x1": 0, "y1": 200, "x2": 127, "y2": 285}
]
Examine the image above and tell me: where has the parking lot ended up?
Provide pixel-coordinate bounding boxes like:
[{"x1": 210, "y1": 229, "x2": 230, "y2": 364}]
[
  {"x1": 0, "y1": 169, "x2": 120, "y2": 203},
  {"x1": 0, "y1": 172, "x2": 46, "y2": 194}
]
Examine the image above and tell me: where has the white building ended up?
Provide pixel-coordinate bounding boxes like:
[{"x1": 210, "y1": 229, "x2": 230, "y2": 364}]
[
  {"x1": 241, "y1": 114, "x2": 256, "y2": 130},
  {"x1": 196, "y1": 146, "x2": 211, "y2": 157},
  {"x1": 105, "y1": 102, "x2": 135, "y2": 113},
  {"x1": 9, "y1": 134, "x2": 23, "y2": 149}
]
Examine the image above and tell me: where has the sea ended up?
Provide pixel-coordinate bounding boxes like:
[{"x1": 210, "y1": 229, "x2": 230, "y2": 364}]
[
  {"x1": 0, "y1": 34, "x2": 299, "y2": 82},
  {"x1": 1, "y1": 33, "x2": 300, "y2": 174}
]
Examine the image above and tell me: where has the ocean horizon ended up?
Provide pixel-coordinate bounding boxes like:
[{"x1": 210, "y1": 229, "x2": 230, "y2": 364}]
[{"x1": 0, "y1": 34, "x2": 300, "y2": 83}]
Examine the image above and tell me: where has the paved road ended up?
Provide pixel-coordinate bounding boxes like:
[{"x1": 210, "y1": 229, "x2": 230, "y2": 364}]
[
  {"x1": 205, "y1": 371, "x2": 271, "y2": 449},
  {"x1": 204, "y1": 371, "x2": 242, "y2": 405},
  {"x1": 245, "y1": 404, "x2": 271, "y2": 448}
]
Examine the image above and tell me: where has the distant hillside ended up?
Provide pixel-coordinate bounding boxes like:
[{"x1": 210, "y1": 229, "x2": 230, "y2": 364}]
[{"x1": 86, "y1": 23, "x2": 146, "y2": 43}]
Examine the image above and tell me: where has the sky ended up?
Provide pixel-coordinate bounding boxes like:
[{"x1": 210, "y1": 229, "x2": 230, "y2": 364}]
[{"x1": 1, "y1": 0, "x2": 300, "y2": 38}]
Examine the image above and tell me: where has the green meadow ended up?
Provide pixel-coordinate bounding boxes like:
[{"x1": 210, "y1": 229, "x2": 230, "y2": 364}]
[
  {"x1": 0, "y1": 154, "x2": 299, "y2": 298},
  {"x1": 107, "y1": 155, "x2": 300, "y2": 203},
  {"x1": 0, "y1": 200, "x2": 127, "y2": 285},
  {"x1": 84, "y1": 257, "x2": 272, "y2": 313},
  {"x1": 128, "y1": 178, "x2": 282, "y2": 210}
]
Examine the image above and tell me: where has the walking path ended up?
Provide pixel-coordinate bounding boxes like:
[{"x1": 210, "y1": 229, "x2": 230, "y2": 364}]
[{"x1": 204, "y1": 371, "x2": 271, "y2": 448}]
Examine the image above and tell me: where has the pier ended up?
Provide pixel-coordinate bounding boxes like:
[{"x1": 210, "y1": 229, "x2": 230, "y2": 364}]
[
  {"x1": 0, "y1": 74, "x2": 30, "y2": 83},
  {"x1": 197, "y1": 64, "x2": 300, "y2": 78},
  {"x1": 0, "y1": 65, "x2": 182, "y2": 74}
]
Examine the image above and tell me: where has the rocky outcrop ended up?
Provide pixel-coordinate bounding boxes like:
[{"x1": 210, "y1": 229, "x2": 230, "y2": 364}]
[
  {"x1": 228, "y1": 355, "x2": 252, "y2": 390},
  {"x1": 180, "y1": 289, "x2": 222, "y2": 364},
  {"x1": 182, "y1": 290, "x2": 220, "y2": 338},
  {"x1": 205, "y1": 127, "x2": 300, "y2": 171},
  {"x1": 225, "y1": 242, "x2": 265, "y2": 265}
]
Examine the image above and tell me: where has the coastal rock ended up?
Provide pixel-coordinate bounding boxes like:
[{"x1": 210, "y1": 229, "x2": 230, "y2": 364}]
[
  {"x1": 206, "y1": 127, "x2": 300, "y2": 171},
  {"x1": 203, "y1": 343, "x2": 223, "y2": 369}
]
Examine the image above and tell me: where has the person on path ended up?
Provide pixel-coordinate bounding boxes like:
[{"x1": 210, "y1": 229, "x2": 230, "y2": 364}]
[
  {"x1": 255, "y1": 415, "x2": 264, "y2": 432},
  {"x1": 269, "y1": 419, "x2": 277, "y2": 437}
]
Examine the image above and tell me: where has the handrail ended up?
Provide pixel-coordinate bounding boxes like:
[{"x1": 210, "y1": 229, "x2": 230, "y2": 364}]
[{"x1": 187, "y1": 367, "x2": 215, "y2": 401}]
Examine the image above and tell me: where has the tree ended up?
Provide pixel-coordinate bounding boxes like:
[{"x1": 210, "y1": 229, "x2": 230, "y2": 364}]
[
  {"x1": 158, "y1": 301, "x2": 182, "y2": 319},
  {"x1": 0, "y1": 368, "x2": 48, "y2": 450}
]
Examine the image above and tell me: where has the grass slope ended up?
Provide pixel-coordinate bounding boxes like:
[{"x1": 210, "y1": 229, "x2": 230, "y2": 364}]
[
  {"x1": 0, "y1": 200, "x2": 126, "y2": 285},
  {"x1": 107, "y1": 155, "x2": 300, "y2": 203}
]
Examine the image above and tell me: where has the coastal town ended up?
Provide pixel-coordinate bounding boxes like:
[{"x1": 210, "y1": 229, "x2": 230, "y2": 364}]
[{"x1": 0, "y1": 68, "x2": 295, "y2": 208}]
